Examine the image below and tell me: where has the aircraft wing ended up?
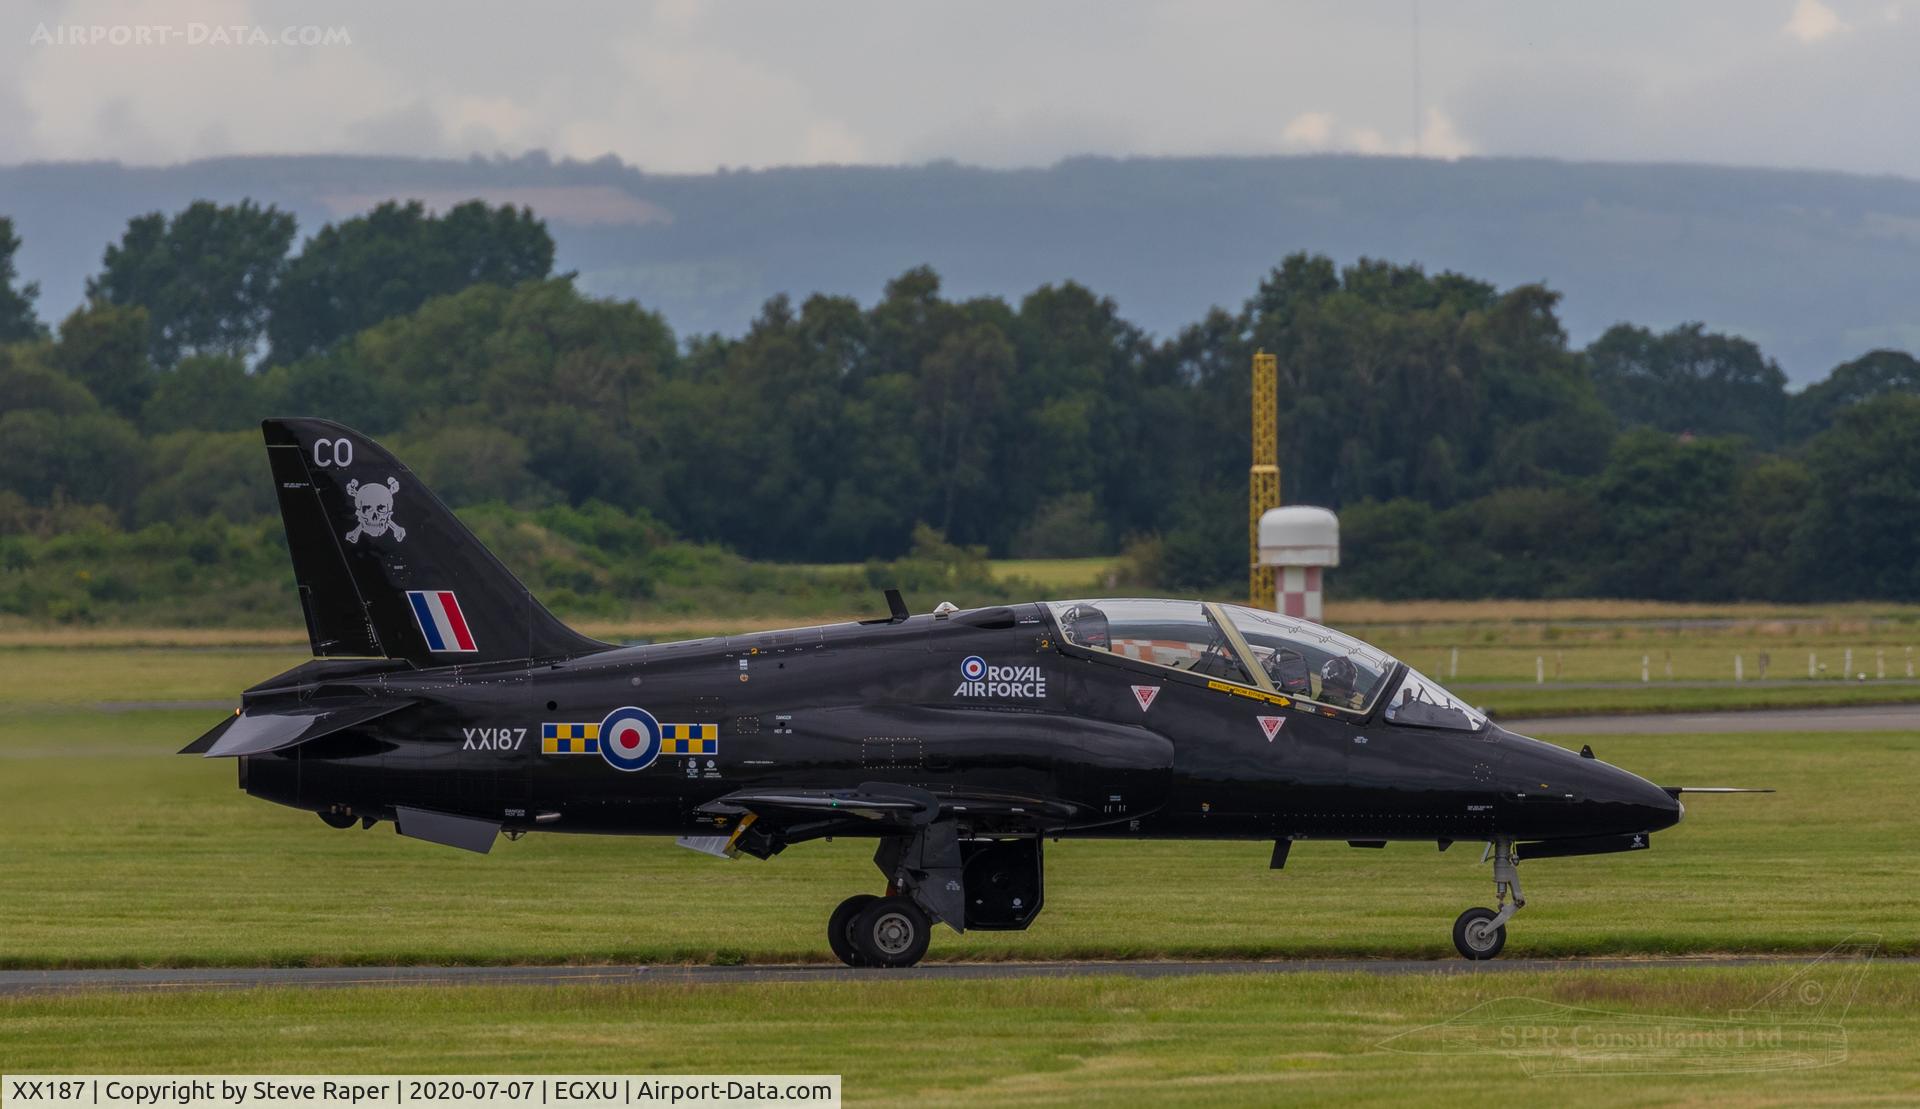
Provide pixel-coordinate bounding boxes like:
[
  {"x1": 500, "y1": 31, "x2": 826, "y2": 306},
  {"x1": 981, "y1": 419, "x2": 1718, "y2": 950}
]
[{"x1": 696, "y1": 781, "x2": 1085, "y2": 841}]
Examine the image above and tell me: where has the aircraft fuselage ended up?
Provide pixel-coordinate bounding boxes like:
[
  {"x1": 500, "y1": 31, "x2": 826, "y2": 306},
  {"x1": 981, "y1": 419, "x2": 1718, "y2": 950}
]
[{"x1": 237, "y1": 603, "x2": 1679, "y2": 846}]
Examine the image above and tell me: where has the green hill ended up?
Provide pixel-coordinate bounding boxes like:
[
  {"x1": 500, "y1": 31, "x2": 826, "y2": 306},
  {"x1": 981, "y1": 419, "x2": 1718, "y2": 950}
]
[{"x1": 6, "y1": 152, "x2": 1920, "y2": 381}]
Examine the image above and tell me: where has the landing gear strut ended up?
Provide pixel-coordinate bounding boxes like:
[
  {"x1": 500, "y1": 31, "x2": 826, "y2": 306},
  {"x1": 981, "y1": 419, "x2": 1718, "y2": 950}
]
[
  {"x1": 827, "y1": 823, "x2": 963, "y2": 968},
  {"x1": 1453, "y1": 836, "x2": 1524, "y2": 960}
]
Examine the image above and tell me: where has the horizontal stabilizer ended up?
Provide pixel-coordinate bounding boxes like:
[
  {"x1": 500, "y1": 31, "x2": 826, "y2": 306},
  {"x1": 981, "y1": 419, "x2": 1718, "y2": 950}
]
[
  {"x1": 393, "y1": 806, "x2": 499, "y2": 853},
  {"x1": 182, "y1": 699, "x2": 415, "y2": 757},
  {"x1": 178, "y1": 713, "x2": 238, "y2": 755},
  {"x1": 1661, "y1": 786, "x2": 1776, "y2": 796}
]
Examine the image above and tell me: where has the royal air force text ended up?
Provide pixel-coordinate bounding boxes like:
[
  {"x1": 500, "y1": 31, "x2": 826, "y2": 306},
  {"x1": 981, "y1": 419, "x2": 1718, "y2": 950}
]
[{"x1": 952, "y1": 664, "x2": 1047, "y2": 699}]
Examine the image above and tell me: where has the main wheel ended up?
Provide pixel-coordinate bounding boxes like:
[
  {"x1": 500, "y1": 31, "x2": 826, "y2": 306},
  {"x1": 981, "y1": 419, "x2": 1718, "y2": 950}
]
[
  {"x1": 1453, "y1": 907, "x2": 1507, "y2": 960},
  {"x1": 828, "y1": 894, "x2": 879, "y2": 967},
  {"x1": 849, "y1": 897, "x2": 931, "y2": 968}
]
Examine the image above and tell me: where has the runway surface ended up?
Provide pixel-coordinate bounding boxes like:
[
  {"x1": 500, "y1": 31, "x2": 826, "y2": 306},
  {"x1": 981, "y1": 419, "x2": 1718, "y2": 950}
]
[
  {"x1": 4, "y1": 956, "x2": 1908, "y2": 996},
  {"x1": 1501, "y1": 703, "x2": 1920, "y2": 735}
]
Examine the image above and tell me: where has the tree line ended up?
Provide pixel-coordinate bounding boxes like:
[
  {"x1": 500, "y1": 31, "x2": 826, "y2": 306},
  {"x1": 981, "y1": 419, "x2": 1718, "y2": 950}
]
[{"x1": 2, "y1": 200, "x2": 1918, "y2": 624}]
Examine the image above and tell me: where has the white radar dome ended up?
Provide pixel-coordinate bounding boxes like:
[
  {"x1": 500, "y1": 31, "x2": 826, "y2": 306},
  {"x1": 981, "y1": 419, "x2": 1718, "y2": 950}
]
[{"x1": 1258, "y1": 505, "x2": 1339, "y2": 567}]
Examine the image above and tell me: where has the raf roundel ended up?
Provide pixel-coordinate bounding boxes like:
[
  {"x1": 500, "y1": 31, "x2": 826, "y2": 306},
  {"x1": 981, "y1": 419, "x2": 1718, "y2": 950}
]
[
  {"x1": 598, "y1": 705, "x2": 663, "y2": 772},
  {"x1": 961, "y1": 655, "x2": 987, "y2": 681}
]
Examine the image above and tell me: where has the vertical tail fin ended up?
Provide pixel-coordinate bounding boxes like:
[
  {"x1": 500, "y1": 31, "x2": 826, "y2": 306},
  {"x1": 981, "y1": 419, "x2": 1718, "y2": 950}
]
[{"x1": 262, "y1": 418, "x2": 610, "y2": 665}]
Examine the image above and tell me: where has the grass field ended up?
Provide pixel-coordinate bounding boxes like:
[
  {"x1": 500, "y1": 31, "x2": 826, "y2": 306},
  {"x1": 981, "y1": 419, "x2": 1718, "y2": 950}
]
[
  {"x1": 3, "y1": 967, "x2": 1917, "y2": 1104},
  {"x1": 1, "y1": 641, "x2": 1915, "y2": 969},
  {"x1": 4, "y1": 614, "x2": 1919, "y2": 1101}
]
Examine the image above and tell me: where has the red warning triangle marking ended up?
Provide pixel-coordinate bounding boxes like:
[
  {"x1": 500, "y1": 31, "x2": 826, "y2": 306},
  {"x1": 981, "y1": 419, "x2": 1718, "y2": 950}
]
[
  {"x1": 1258, "y1": 716, "x2": 1285, "y2": 741},
  {"x1": 1131, "y1": 685, "x2": 1160, "y2": 711}
]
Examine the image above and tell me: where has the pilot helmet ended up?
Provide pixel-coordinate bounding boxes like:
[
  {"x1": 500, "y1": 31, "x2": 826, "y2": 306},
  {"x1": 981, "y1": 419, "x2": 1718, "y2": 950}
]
[
  {"x1": 1062, "y1": 604, "x2": 1110, "y2": 649},
  {"x1": 1320, "y1": 655, "x2": 1358, "y2": 696}
]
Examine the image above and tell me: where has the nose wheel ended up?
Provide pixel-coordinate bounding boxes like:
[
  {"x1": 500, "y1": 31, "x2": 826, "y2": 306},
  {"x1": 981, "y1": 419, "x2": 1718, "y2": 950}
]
[
  {"x1": 1453, "y1": 907, "x2": 1506, "y2": 959},
  {"x1": 1453, "y1": 837, "x2": 1524, "y2": 960},
  {"x1": 828, "y1": 894, "x2": 932, "y2": 968}
]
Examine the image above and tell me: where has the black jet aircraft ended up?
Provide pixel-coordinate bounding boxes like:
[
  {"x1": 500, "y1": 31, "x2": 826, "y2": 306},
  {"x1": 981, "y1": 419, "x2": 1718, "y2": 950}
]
[{"x1": 184, "y1": 419, "x2": 1759, "y2": 965}]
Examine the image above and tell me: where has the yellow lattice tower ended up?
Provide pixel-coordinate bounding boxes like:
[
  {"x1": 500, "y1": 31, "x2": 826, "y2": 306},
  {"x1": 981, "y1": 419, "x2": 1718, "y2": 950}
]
[{"x1": 1249, "y1": 350, "x2": 1280, "y2": 607}]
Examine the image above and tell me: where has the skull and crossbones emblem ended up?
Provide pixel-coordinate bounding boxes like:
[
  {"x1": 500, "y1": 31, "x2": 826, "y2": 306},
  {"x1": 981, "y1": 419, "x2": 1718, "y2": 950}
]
[{"x1": 344, "y1": 476, "x2": 406, "y2": 543}]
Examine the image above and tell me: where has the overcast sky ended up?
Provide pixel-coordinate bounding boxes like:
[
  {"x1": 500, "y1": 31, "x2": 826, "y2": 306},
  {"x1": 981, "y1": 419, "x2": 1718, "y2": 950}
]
[{"x1": 4, "y1": 0, "x2": 1918, "y2": 178}]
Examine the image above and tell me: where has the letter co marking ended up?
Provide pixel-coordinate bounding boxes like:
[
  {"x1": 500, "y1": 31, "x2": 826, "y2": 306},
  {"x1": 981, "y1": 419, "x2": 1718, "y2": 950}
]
[
  {"x1": 463, "y1": 726, "x2": 527, "y2": 751},
  {"x1": 312, "y1": 437, "x2": 354, "y2": 467}
]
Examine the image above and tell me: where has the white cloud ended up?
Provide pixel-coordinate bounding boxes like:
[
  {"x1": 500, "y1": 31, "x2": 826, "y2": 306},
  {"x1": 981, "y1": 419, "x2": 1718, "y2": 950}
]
[
  {"x1": 18, "y1": 0, "x2": 411, "y2": 161},
  {"x1": 1281, "y1": 112, "x2": 1334, "y2": 147},
  {"x1": 1272, "y1": 109, "x2": 1469, "y2": 160},
  {"x1": 1416, "y1": 109, "x2": 1473, "y2": 159},
  {"x1": 1, "y1": 1, "x2": 1916, "y2": 179},
  {"x1": 1784, "y1": 0, "x2": 1848, "y2": 42},
  {"x1": 1348, "y1": 127, "x2": 1390, "y2": 156}
]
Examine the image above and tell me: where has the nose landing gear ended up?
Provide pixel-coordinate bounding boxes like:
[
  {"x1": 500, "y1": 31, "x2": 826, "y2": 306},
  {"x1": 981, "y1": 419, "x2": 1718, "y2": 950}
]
[{"x1": 1453, "y1": 836, "x2": 1524, "y2": 960}]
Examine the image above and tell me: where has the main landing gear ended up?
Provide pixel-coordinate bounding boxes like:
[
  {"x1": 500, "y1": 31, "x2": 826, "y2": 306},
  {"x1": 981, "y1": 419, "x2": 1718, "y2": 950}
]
[
  {"x1": 828, "y1": 893, "x2": 933, "y2": 968},
  {"x1": 825, "y1": 830, "x2": 1046, "y2": 967},
  {"x1": 1453, "y1": 836, "x2": 1524, "y2": 960},
  {"x1": 826, "y1": 824, "x2": 957, "y2": 969}
]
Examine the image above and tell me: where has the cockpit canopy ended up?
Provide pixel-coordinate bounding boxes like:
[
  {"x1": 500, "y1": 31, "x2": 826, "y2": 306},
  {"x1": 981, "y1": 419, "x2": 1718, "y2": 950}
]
[{"x1": 1048, "y1": 598, "x2": 1485, "y2": 731}]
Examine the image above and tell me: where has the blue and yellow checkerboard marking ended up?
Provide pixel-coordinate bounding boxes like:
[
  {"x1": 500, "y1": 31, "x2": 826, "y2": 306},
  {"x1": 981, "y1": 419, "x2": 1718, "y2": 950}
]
[
  {"x1": 661, "y1": 722, "x2": 719, "y2": 756},
  {"x1": 541, "y1": 722, "x2": 600, "y2": 755},
  {"x1": 541, "y1": 720, "x2": 717, "y2": 757}
]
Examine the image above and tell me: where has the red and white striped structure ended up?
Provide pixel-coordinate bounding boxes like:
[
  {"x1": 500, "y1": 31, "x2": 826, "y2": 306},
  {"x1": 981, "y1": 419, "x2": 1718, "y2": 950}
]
[
  {"x1": 1258, "y1": 506, "x2": 1339, "y2": 623},
  {"x1": 1275, "y1": 566, "x2": 1325, "y2": 620}
]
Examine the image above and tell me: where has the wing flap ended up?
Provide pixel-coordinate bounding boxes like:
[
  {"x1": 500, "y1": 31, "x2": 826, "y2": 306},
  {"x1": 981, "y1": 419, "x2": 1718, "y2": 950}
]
[{"x1": 699, "y1": 781, "x2": 1085, "y2": 832}]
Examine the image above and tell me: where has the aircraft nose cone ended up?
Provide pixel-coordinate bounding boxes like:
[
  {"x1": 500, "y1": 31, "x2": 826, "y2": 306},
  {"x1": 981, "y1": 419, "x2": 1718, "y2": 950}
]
[
  {"x1": 1599, "y1": 766, "x2": 1683, "y2": 834},
  {"x1": 1488, "y1": 727, "x2": 1684, "y2": 838}
]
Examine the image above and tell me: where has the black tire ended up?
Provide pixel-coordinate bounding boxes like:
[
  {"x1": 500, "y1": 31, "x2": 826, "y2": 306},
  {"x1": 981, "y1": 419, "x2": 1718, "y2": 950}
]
[
  {"x1": 1453, "y1": 906, "x2": 1507, "y2": 960},
  {"x1": 850, "y1": 897, "x2": 932, "y2": 968},
  {"x1": 828, "y1": 895, "x2": 879, "y2": 967}
]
